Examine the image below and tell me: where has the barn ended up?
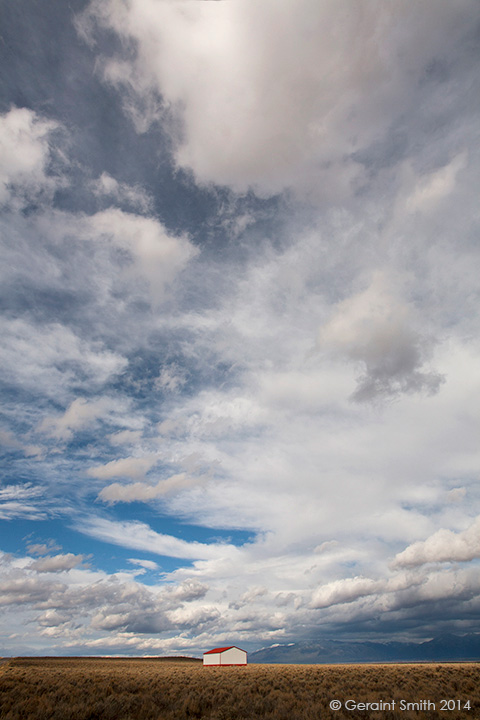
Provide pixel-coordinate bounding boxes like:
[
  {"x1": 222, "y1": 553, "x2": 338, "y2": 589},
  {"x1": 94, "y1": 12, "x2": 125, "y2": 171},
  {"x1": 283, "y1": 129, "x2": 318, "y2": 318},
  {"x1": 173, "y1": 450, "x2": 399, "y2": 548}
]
[{"x1": 203, "y1": 646, "x2": 247, "y2": 666}]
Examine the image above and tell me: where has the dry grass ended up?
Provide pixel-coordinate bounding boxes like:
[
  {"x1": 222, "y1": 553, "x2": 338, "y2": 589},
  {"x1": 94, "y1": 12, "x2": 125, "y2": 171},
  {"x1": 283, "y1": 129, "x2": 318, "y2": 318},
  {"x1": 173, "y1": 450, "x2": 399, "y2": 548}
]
[{"x1": 0, "y1": 657, "x2": 478, "y2": 719}]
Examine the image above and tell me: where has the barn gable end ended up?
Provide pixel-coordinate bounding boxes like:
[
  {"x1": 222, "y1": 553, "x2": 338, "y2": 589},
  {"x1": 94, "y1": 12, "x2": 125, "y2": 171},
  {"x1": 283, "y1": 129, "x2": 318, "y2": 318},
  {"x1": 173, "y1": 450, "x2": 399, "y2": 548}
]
[{"x1": 203, "y1": 646, "x2": 247, "y2": 666}]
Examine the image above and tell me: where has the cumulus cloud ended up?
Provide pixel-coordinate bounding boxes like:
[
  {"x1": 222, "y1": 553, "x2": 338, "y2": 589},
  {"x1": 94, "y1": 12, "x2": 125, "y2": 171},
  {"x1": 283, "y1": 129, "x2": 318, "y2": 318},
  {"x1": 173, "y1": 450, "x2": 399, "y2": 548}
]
[
  {"x1": 168, "y1": 579, "x2": 209, "y2": 603},
  {"x1": 0, "y1": 553, "x2": 176, "y2": 638},
  {"x1": 0, "y1": 107, "x2": 59, "y2": 206},
  {"x1": 98, "y1": 472, "x2": 198, "y2": 504},
  {"x1": 392, "y1": 516, "x2": 480, "y2": 568},
  {"x1": 88, "y1": 209, "x2": 199, "y2": 305},
  {"x1": 0, "y1": 575, "x2": 65, "y2": 607},
  {"x1": 318, "y1": 273, "x2": 444, "y2": 401},
  {"x1": 30, "y1": 553, "x2": 85, "y2": 573},
  {"x1": 91, "y1": 609, "x2": 171, "y2": 634},
  {"x1": 79, "y1": 0, "x2": 477, "y2": 199},
  {"x1": 310, "y1": 576, "x2": 384, "y2": 609}
]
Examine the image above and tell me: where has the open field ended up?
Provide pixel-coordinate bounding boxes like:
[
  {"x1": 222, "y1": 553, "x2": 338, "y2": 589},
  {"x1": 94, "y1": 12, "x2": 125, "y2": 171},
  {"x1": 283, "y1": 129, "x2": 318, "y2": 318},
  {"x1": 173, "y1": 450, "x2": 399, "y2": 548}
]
[{"x1": 0, "y1": 657, "x2": 478, "y2": 719}]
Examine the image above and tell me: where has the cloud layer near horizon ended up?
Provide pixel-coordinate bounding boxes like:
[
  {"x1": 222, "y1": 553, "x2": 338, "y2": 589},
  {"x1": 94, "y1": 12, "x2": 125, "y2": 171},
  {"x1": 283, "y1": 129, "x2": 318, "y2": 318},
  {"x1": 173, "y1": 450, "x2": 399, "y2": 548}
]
[{"x1": 1, "y1": 0, "x2": 480, "y2": 656}]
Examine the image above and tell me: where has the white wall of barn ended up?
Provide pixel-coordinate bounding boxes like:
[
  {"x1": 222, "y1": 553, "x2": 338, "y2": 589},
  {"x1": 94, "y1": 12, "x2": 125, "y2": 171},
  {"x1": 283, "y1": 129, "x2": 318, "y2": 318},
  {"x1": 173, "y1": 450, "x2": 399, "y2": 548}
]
[
  {"x1": 203, "y1": 652, "x2": 221, "y2": 665},
  {"x1": 221, "y1": 647, "x2": 247, "y2": 664},
  {"x1": 203, "y1": 647, "x2": 247, "y2": 665}
]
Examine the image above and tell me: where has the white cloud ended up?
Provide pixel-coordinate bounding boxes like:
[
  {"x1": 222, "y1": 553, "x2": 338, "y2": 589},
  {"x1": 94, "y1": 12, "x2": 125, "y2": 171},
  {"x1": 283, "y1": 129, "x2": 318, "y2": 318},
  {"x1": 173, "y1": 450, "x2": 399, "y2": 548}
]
[
  {"x1": 127, "y1": 558, "x2": 159, "y2": 571},
  {"x1": 168, "y1": 580, "x2": 209, "y2": 603},
  {"x1": 404, "y1": 153, "x2": 467, "y2": 215},
  {"x1": 0, "y1": 318, "x2": 127, "y2": 398},
  {"x1": 38, "y1": 396, "x2": 130, "y2": 441},
  {"x1": 0, "y1": 107, "x2": 59, "y2": 206},
  {"x1": 0, "y1": 484, "x2": 42, "y2": 501},
  {"x1": 26, "y1": 542, "x2": 61, "y2": 556},
  {"x1": 98, "y1": 472, "x2": 199, "y2": 504},
  {"x1": 392, "y1": 516, "x2": 480, "y2": 568},
  {"x1": 318, "y1": 272, "x2": 444, "y2": 401},
  {"x1": 310, "y1": 576, "x2": 384, "y2": 609},
  {"x1": 30, "y1": 553, "x2": 85, "y2": 573},
  {"x1": 88, "y1": 209, "x2": 199, "y2": 305},
  {"x1": 0, "y1": 485, "x2": 45, "y2": 520},
  {"x1": 88, "y1": 455, "x2": 158, "y2": 481},
  {"x1": 0, "y1": 574, "x2": 64, "y2": 607},
  {"x1": 77, "y1": 516, "x2": 240, "y2": 562},
  {"x1": 1, "y1": 539, "x2": 480, "y2": 654},
  {"x1": 108, "y1": 429, "x2": 143, "y2": 446},
  {"x1": 0, "y1": 429, "x2": 43, "y2": 458},
  {"x1": 447, "y1": 487, "x2": 467, "y2": 504},
  {"x1": 80, "y1": 0, "x2": 476, "y2": 199},
  {"x1": 0, "y1": 501, "x2": 46, "y2": 521},
  {"x1": 91, "y1": 172, "x2": 152, "y2": 213},
  {"x1": 1, "y1": 0, "x2": 480, "y2": 656},
  {"x1": 155, "y1": 364, "x2": 186, "y2": 393}
]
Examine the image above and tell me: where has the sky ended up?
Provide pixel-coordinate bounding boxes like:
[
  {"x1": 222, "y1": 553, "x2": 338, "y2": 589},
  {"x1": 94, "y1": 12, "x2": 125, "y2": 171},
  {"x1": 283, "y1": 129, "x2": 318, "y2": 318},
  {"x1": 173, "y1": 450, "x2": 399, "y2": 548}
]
[{"x1": 1, "y1": 0, "x2": 480, "y2": 657}]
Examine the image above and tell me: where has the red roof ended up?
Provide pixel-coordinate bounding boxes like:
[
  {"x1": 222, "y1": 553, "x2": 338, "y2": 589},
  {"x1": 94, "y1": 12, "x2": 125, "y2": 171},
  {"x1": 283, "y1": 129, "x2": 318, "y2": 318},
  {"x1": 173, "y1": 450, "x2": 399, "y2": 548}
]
[{"x1": 203, "y1": 646, "x2": 245, "y2": 655}]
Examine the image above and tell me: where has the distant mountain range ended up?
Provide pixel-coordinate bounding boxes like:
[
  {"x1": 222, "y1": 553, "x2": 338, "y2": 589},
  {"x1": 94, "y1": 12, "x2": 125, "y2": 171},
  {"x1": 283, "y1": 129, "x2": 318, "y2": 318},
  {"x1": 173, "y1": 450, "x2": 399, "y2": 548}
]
[{"x1": 249, "y1": 634, "x2": 480, "y2": 664}]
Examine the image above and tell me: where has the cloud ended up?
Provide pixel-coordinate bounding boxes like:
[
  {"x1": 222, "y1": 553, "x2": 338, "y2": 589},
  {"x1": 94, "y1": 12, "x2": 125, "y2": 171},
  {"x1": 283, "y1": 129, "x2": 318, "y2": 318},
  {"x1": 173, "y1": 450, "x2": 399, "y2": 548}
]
[
  {"x1": 318, "y1": 273, "x2": 444, "y2": 402},
  {"x1": 392, "y1": 516, "x2": 480, "y2": 568},
  {"x1": 30, "y1": 553, "x2": 85, "y2": 573},
  {"x1": 0, "y1": 429, "x2": 43, "y2": 458},
  {"x1": 38, "y1": 396, "x2": 130, "y2": 441},
  {"x1": 108, "y1": 430, "x2": 143, "y2": 446},
  {"x1": 155, "y1": 364, "x2": 186, "y2": 393},
  {"x1": 314, "y1": 541, "x2": 339, "y2": 555},
  {"x1": 26, "y1": 542, "x2": 62, "y2": 556},
  {"x1": 0, "y1": 107, "x2": 59, "y2": 206},
  {"x1": 0, "y1": 575, "x2": 65, "y2": 607},
  {"x1": 0, "y1": 502, "x2": 47, "y2": 521},
  {"x1": 87, "y1": 455, "x2": 158, "y2": 481},
  {"x1": 88, "y1": 209, "x2": 199, "y2": 305},
  {"x1": 0, "y1": 485, "x2": 46, "y2": 520},
  {"x1": 77, "y1": 516, "x2": 240, "y2": 561},
  {"x1": 91, "y1": 172, "x2": 152, "y2": 213},
  {"x1": 310, "y1": 577, "x2": 384, "y2": 609},
  {"x1": 447, "y1": 487, "x2": 467, "y2": 504},
  {"x1": 80, "y1": 0, "x2": 477, "y2": 199},
  {"x1": 1, "y1": 0, "x2": 480, "y2": 656},
  {"x1": 127, "y1": 558, "x2": 159, "y2": 571},
  {"x1": 0, "y1": 484, "x2": 42, "y2": 502},
  {"x1": 168, "y1": 580, "x2": 208, "y2": 603},
  {"x1": 90, "y1": 609, "x2": 171, "y2": 634},
  {"x1": 404, "y1": 153, "x2": 467, "y2": 215},
  {"x1": 98, "y1": 472, "x2": 199, "y2": 504},
  {"x1": 0, "y1": 550, "x2": 214, "y2": 646},
  {"x1": 0, "y1": 318, "x2": 127, "y2": 398}
]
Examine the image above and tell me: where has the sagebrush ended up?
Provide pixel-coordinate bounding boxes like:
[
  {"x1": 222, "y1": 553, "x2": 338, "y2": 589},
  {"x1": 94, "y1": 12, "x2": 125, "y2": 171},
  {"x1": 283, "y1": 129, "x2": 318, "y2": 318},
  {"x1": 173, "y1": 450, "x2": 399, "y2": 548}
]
[{"x1": 0, "y1": 657, "x2": 478, "y2": 719}]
